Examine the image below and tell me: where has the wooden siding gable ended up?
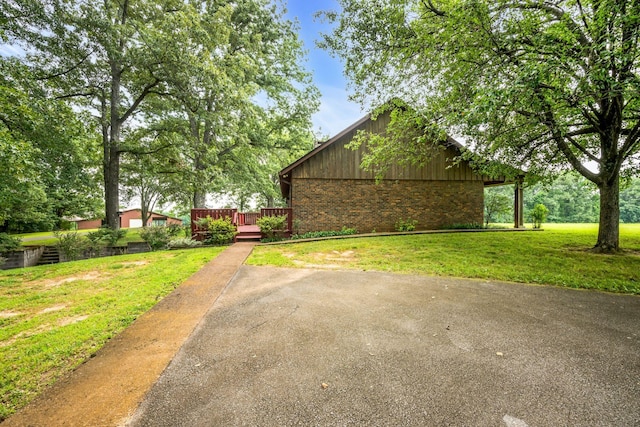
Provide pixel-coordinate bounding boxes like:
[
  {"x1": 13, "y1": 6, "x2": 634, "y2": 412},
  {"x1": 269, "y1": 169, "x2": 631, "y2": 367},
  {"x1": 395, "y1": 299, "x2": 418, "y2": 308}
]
[{"x1": 279, "y1": 110, "x2": 504, "y2": 198}]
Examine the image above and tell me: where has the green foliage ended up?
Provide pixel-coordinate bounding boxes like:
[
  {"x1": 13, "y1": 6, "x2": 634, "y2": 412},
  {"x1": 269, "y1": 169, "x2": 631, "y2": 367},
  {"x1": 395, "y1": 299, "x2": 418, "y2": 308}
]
[
  {"x1": 394, "y1": 218, "x2": 417, "y2": 232},
  {"x1": 54, "y1": 232, "x2": 87, "y2": 262},
  {"x1": 443, "y1": 223, "x2": 484, "y2": 230},
  {"x1": 86, "y1": 227, "x2": 128, "y2": 247},
  {"x1": 531, "y1": 204, "x2": 550, "y2": 229},
  {"x1": 525, "y1": 173, "x2": 599, "y2": 223},
  {"x1": 0, "y1": 60, "x2": 101, "y2": 232},
  {"x1": 166, "y1": 224, "x2": 185, "y2": 238},
  {"x1": 195, "y1": 216, "x2": 237, "y2": 246},
  {"x1": 290, "y1": 227, "x2": 358, "y2": 240},
  {"x1": 257, "y1": 215, "x2": 288, "y2": 241},
  {"x1": 0, "y1": 233, "x2": 21, "y2": 254},
  {"x1": 139, "y1": 227, "x2": 174, "y2": 251},
  {"x1": 484, "y1": 187, "x2": 513, "y2": 225},
  {"x1": 321, "y1": 0, "x2": 640, "y2": 250},
  {"x1": 167, "y1": 238, "x2": 202, "y2": 249},
  {"x1": 620, "y1": 180, "x2": 640, "y2": 223}
]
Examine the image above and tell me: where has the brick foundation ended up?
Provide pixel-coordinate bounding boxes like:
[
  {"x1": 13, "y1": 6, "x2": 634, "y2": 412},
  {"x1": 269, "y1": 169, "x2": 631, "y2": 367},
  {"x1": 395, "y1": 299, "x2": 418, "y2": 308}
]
[{"x1": 291, "y1": 179, "x2": 484, "y2": 233}]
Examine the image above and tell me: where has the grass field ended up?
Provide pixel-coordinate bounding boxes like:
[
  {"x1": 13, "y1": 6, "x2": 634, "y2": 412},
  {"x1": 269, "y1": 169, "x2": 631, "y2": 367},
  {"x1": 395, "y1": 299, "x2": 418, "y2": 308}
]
[
  {"x1": 247, "y1": 223, "x2": 640, "y2": 294},
  {"x1": 0, "y1": 246, "x2": 224, "y2": 421},
  {"x1": 15, "y1": 228, "x2": 147, "y2": 247}
]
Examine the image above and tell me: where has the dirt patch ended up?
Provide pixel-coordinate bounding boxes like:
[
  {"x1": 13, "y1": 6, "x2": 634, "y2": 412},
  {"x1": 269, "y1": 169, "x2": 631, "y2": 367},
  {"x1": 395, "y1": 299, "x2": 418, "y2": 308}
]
[
  {"x1": 42, "y1": 272, "x2": 104, "y2": 288},
  {"x1": 0, "y1": 311, "x2": 22, "y2": 318},
  {"x1": 58, "y1": 315, "x2": 89, "y2": 327},
  {"x1": 40, "y1": 305, "x2": 67, "y2": 314},
  {"x1": 118, "y1": 261, "x2": 149, "y2": 267},
  {"x1": 289, "y1": 251, "x2": 357, "y2": 269}
]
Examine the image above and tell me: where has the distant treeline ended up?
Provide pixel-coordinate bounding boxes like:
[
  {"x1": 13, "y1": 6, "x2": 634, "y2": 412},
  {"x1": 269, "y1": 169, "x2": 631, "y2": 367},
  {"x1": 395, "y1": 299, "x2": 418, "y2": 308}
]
[{"x1": 486, "y1": 173, "x2": 640, "y2": 224}]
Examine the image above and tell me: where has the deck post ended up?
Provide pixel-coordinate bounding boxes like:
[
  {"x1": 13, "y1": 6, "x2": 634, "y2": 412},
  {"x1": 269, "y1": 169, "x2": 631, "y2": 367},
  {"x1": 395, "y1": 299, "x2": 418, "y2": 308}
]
[{"x1": 514, "y1": 177, "x2": 524, "y2": 228}]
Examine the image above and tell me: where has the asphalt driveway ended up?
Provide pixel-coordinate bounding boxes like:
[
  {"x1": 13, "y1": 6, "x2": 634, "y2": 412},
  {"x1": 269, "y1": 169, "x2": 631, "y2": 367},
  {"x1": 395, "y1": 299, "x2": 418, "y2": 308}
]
[{"x1": 128, "y1": 266, "x2": 640, "y2": 426}]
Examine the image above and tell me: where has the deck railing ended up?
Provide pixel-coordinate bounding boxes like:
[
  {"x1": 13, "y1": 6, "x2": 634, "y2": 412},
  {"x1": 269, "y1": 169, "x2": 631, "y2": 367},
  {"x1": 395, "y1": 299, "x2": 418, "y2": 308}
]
[
  {"x1": 261, "y1": 208, "x2": 293, "y2": 234},
  {"x1": 190, "y1": 207, "x2": 293, "y2": 240},
  {"x1": 191, "y1": 208, "x2": 237, "y2": 241}
]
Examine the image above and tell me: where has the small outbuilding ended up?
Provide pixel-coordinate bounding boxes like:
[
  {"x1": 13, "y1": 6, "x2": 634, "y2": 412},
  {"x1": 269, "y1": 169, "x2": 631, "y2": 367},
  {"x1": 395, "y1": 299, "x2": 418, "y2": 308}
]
[
  {"x1": 74, "y1": 209, "x2": 183, "y2": 230},
  {"x1": 279, "y1": 109, "x2": 514, "y2": 234}
]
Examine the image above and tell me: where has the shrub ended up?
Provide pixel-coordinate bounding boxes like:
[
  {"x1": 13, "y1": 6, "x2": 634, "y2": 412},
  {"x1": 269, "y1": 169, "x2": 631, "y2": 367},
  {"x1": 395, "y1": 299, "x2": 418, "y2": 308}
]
[
  {"x1": 0, "y1": 233, "x2": 21, "y2": 253},
  {"x1": 203, "y1": 217, "x2": 237, "y2": 245},
  {"x1": 395, "y1": 218, "x2": 418, "y2": 232},
  {"x1": 442, "y1": 222, "x2": 484, "y2": 230},
  {"x1": 166, "y1": 223, "x2": 184, "y2": 237},
  {"x1": 86, "y1": 226, "x2": 127, "y2": 246},
  {"x1": 290, "y1": 227, "x2": 358, "y2": 240},
  {"x1": 257, "y1": 215, "x2": 288, "y2": 240},
  {"x1": 54, "y1": 231, "x2": 87, "y2": 261},
  {"x1": 139, "y1": 226, "x2": 172, "y2": 251},
  {"x1": 531, "y1": 203, "x2": 549, "y2": 229},
  {"x1": 167, "y1": 237, "x2": 202, "y2": 249}
]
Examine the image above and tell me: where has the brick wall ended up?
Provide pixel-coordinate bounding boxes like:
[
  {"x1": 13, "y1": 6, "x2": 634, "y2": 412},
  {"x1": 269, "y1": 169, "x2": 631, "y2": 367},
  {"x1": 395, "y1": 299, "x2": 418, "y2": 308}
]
[{"x1": 291, "y1": 178, "x2": 484, "y2": 233}]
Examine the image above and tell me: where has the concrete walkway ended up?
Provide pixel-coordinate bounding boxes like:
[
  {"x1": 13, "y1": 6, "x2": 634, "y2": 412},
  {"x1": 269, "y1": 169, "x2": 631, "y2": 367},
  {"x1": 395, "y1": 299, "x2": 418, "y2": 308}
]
[{"x1": 2, "y1": 243, "x2": 256, "y2": 427}]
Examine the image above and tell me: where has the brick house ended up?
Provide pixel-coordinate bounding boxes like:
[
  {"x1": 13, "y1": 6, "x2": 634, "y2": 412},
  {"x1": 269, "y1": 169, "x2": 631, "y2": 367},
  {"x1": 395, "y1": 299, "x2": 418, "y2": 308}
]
[
  {"x1": 75, "y1": 209, "x2": 182, "y2": 230},
  {"x1": 279, "y1": 110, "x2": 511, "y2": 234}
]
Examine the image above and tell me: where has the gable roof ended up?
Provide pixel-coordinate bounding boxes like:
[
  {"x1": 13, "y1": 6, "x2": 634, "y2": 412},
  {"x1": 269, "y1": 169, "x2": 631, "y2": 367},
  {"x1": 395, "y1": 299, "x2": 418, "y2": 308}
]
[{"x1": 278, "y1": 110, "x2": 506, "y2": 198}]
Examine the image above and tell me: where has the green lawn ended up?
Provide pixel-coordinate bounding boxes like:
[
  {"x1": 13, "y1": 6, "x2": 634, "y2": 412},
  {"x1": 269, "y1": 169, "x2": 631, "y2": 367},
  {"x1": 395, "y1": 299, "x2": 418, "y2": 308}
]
[
  {"x1": 0, "y1": 246, "x2": 224, "y2": 421},
  {"x1": 248, "y1": 223, "x2": 640, "y2": 294},
  {"x1": 16, "y1": 228, "x2": 146, "y2": 247}
]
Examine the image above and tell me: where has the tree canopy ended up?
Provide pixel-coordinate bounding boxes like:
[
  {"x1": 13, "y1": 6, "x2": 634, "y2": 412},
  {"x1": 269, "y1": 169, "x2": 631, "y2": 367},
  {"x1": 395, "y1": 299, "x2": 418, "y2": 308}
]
[
  {"x1": 0, "y1": 59, "x2": 101, "y2": 231},
  {"x1": 321, "y1": 0, "x2": 640, "y2": 251},
  {"x1": 2, "y1": 0, "x2": 318, "y2": 229}
]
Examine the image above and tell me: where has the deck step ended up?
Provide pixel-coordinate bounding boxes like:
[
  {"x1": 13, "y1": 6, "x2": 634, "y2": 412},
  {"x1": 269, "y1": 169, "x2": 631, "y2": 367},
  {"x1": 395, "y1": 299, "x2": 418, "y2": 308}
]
[
  {"x1": 235, "y1": 233, "x2": 262, "y2": 242},
  {"x1": 236, "y1": 234, "x2": 262, "y2": 239}
]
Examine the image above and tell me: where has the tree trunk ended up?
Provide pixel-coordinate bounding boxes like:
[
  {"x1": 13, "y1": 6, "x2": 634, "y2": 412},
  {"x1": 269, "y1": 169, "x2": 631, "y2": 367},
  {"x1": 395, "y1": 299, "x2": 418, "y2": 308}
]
[
  {"x1": 105, "y1": 55, "x2": 122, "y2": 230},
  {"x1": 105, "y1": 147, "x2": 120, "y2": 230},
  {"x1": 595, "y1": 176, "x2": 620, "y2": 252},
  {"x1": 193, "y1": 191, "x2": 206, "y2": 209}
]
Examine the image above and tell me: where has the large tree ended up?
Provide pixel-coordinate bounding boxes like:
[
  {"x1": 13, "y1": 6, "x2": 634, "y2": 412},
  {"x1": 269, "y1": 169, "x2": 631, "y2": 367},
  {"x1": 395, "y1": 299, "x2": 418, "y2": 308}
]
[
  {"x1": 148, "y1": 0, "x2": 318, "y2": 209},
  {"x1": 2, "y1": 0, "x2": 216, "y2": 229},
  {"x1": 321, "y1": 0, "x2": 640, "y2": 252}
]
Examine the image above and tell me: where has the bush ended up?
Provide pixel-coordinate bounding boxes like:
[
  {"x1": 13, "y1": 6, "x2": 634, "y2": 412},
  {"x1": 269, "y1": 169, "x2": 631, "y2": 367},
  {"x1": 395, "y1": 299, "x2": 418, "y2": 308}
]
[
  {"x1": 0, "y1": 233, "x2": 21, "y2": 253},
  {"x1": 442, "y1": 222, "x2": 484, "y2": 230},
  {"x1": 204, "y1": 217, "x2": 237, "y2": 245},
  {"x1": 257, "y1": 215, "x2": 288, "y2": 240},
  {"x1": 395, "y1": 218, "x2": 417, "y2": 232},
  {"x1": 86, "y1": 226, "x2": 128, "y2": 246},
  {"x1": 166, "y1": 223, "x2": 185, "y2": 237},
  {"x1": 167, "y1": 237, "x2": 202, "y2": 249},
  {"x1": 531, "y1": 203, "x2": 549, "y2": 229},
  {"x1": 194, "y1": 216, "x2": 237, "y2": 245},
  {"x1": 54, "y1": 231, "x2": 87, "y2": 261},
  {"x1": 290, "y1": 227, "x2": 358, "y2": 240},
  {"x1": 139, "y1": 226, "x2": 172, "y2": 251}
]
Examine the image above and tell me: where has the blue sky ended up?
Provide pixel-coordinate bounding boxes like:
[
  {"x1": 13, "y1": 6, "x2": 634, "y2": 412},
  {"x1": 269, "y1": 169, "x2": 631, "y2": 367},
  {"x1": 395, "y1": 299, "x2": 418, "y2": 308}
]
[{"x1": 283, "y1": 0, "x2": 364, "y2": 139}]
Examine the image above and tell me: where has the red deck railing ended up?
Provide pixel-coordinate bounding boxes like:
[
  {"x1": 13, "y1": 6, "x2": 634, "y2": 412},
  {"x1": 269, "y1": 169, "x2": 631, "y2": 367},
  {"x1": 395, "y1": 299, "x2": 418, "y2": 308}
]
[
  {"x1": 261, "y1": 208, "x2": 293, "y2": 235},
  {"x1": 191, "y1": 208, "x2": 237, "y2": 241}
]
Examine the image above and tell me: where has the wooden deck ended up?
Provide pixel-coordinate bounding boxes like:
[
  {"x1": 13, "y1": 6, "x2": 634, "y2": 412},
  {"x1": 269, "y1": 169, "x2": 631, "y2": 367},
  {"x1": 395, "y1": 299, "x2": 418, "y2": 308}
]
[{"x1": 191, "y1": 208, "x2": 293, "y2": 242}]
